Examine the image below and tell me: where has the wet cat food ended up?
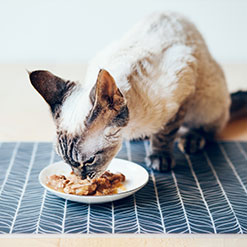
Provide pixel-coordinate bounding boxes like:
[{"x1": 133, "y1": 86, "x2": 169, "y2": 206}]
[{"x1": 46, "y1": 171, "x2": 125, "y2": 196}]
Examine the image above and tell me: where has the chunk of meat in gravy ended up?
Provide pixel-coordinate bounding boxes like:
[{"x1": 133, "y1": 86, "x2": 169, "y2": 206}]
[
  {"x1": 46, "y1": 171, "x2": 125, "y2": 196},
  {"x1": 47, "y1": 175, "x2": 69, "y2": 192}
]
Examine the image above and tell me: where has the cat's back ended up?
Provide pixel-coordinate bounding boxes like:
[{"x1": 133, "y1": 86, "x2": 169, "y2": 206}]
[
  {"x1": 85, "y1": 12, "x2": 204, "y2": 89},
  {"x1": 120, "y1": 11, "x2": 202, "y2": 52},
  {"x1": 84, "y1": 12, "x2": 228, "y2": 139}
]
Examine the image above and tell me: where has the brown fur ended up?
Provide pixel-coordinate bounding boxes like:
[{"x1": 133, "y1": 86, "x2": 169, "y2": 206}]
[
  {"x1": 29, "y1": 70, "x2": 76, "y2": 115},
  {"x1": 86, "y1": 69, "x2": 128, "y2": 131}
]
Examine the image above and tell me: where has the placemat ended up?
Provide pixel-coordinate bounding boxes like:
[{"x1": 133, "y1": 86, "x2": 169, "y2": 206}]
[{"x1": 0, "y1": 140, "x2": 246, "y2": 234}]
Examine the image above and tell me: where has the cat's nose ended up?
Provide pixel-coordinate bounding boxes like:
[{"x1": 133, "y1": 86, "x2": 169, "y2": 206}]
[
  {"x1": 80, "y1": 171, "x2": 87, "y2": 180},
  {"x1": 80, "y1": 166, "x2": 96, "y2": 180}
]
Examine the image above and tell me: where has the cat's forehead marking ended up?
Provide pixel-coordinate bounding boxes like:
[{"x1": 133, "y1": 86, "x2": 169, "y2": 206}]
[
  {"x1": 58, "y1": 87, "x2": 106, "y2": 135},
  {"x1": 59, "y1": 88, "x2": 93, "y2": 134}
]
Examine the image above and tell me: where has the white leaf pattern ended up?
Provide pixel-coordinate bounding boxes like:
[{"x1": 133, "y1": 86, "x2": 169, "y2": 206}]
[
  {"x1": 144, "y1": 142, "x2": 166, "y2": 233},
  {"x1": 35, "y1": 146, "x2": 55, "y2": 233},
  {"x1": 203, "y1": 151, "x2": 244, "y2": 233},
  {"x1": 204, "y1": 142, "x2": 247, "y2": 233},
  {"x1": 9, "y1": 142, "x2": 38, "y2": 233},
  {"x1": 62, "y1": 201, "x2": 88, "y2": 234},
  {"x1": 130, "y1": 140, "x2": 166, "y2": 233},
  {"x1": 112, "y1": 141, "x2": 140, "y2": 233},
  {"x1": 0, "y1": 143, "x2": 34, "y2": 233},
  {"x1": 170, "y1": 146, "x2": 221, "y2": 233},
  {"x1": 0, "y1": 141, "x2": 246, "y2": 234},
  {"x1": 236, "y1": 142, "x2": 247, "y2": 161},
  {"x1": 184, "y1": 154, "x2": 217, "y2": 233},
  {"x1": 12, "y1": 143, "x2": 55, "y2": 233}
]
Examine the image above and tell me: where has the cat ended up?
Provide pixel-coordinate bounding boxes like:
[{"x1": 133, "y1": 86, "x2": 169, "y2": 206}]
[{"x1": 29, "y1": 12, "x2": 246, "y2": 179}]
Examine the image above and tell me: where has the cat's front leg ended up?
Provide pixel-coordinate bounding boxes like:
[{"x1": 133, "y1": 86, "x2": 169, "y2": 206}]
[
  {"x1": 146, "y1": 126, "x2": 178, "y2": 172},
  {"x1": 146, "y1": 106, "x2": 186, "y2": 172}
]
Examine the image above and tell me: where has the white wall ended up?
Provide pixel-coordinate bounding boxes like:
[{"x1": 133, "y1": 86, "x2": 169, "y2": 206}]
[{"x1": 0, "y1": 0, "x2": 246, "y2": 63}]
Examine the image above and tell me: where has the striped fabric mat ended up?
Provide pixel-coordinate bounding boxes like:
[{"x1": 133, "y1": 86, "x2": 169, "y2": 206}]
[{"x1": 0, "y1": 141, "x2": 246, "y2": 234}]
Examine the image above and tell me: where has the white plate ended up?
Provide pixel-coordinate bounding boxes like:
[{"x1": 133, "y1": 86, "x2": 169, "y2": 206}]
[{"x1": 39, "y1": 158, "x2": 149, "y2": 204}]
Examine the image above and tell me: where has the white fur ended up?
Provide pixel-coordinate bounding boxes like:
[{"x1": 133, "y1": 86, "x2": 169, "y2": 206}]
[
  {"x1": 60, "y1": 87, "x2": 92, "y2": 133},
  {"x1": 61, "y1": 12, "x2": 230, "y2": 138}
]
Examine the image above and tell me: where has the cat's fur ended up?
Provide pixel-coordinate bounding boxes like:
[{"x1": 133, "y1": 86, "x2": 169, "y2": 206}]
[{"x1": 30, "y1": 12, "x2": 234, "y2": 178}]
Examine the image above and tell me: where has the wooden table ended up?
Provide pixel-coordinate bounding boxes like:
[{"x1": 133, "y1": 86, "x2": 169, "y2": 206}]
[{"x1": 1, "y1": 234, "x2": 246, "y2": 247}]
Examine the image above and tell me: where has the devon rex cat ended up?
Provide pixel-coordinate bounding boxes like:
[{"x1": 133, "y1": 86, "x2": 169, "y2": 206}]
[{"x1": 29, "y1": 12, "x2": 246, "y2": 179}]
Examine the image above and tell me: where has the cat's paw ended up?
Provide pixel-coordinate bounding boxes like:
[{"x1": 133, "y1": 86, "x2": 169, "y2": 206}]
[
  {"x1": 178, "y1": 131, "x2": 205, "y2": 154},
  {"x1": 145, "y1": 153, "x2": 176, "y2": 172}
]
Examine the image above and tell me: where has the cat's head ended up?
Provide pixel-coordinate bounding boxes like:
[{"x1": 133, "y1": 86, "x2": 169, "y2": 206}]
[{"x1": 29, "y1": 69, "x2": 129, "y2": 179}]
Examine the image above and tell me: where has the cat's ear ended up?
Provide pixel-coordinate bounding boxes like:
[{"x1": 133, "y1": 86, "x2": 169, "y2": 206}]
[
  {"x1": 29, "y1": 70, "x2": 72, "y2": 112},
  {"x1": 93, "y1": 69, "x2": 125, "y2": 109}
]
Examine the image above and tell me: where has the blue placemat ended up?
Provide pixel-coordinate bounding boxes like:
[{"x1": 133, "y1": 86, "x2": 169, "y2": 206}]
[{"x1": 0, "y1": 140, "x2": 246, "y2": 234}]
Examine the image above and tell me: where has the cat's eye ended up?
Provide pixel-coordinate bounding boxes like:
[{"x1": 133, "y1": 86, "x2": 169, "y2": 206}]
[{"x1": 84, "y1": 155, "x2": 96, "y2": 166}]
